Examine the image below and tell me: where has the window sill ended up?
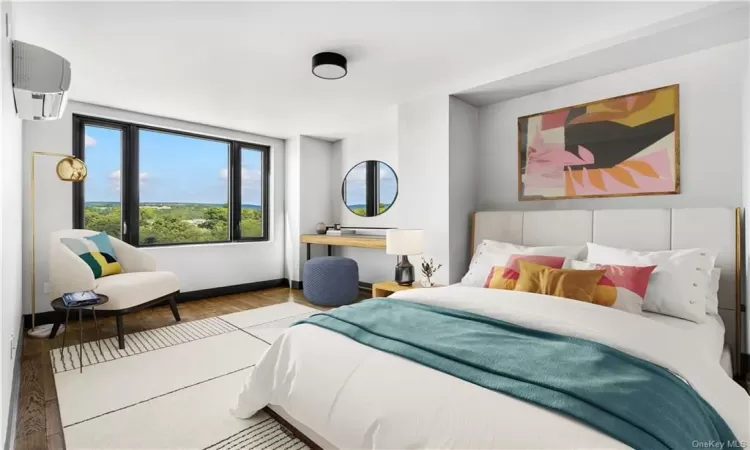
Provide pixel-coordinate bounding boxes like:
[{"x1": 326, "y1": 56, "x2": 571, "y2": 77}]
[{"x1": 138, "y1": 239, "x2": 271, "y2": 250}]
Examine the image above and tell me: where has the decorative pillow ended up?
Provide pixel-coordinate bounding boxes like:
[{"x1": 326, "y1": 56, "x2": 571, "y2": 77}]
[
  {"x1": 585, "y1": 243, "x2": 717, "y2": 323},
  {"x1": 484, "y1": 254, "x2": 566, "y2": 290},
  {"x1": 514, "y1": 260, "x2": 605, "y2": 303},
  {"x1": 570, "y1": 260, "x2": 657, "y2": 314},
  {"x1": 61, "y1": 232, "x2": 123, "y2": 279},
  {"x1": 462, "y1": 240, "x2": 584, "y2": 287},
  {"x1": 706, "y1": 268, "x2": 721, "y2": 315}
]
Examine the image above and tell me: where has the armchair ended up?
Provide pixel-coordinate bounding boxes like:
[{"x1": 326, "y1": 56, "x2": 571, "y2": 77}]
[{"x1": 49, "y1": 229, "x2": 181, "y2": 349}]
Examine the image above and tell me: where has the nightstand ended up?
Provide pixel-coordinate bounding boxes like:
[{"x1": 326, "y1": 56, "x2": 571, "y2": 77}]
[{"x1": 371, "y1": 280, "x2": 442, "y2": 298}]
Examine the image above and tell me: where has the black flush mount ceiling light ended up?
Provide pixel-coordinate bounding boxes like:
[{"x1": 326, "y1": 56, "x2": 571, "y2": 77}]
[{"x1": 312, "y1": 52, "x2": 347, "y2": 80}]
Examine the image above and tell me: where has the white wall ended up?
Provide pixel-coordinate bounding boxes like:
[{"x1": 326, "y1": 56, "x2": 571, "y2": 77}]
[
  {"x1": 298, "y1": 136, "x2": 334, "y2": 276},
  {"x1": 397, "y1": 94, "x2": 451, "y2": 285},
  {"x1": 330, "y1": 108, "x2": 398, "y2": 283},
  {"x1": 284, "y1": 136, "x2": 334, "y2": 282},
  {"x1": 284, "y1": 137, "x2": 300, "y2": 283},
  {"x1": 1, "y1": 1, "x2": 23, "y2": 445},
  {"x1": 448, "y1": 97, "x2": 479, "y2": 283},
  {"x1": 23, "y1": 101, "x2": 286, "y2": 314},
  {"x1": 478, "y1": 40, "x2": 748, "y2": 211}
]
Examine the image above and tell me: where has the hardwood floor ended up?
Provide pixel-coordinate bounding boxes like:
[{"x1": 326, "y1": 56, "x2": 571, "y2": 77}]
[{"x1": 14, "y1": 287, "x2": 341, "y2": 450}]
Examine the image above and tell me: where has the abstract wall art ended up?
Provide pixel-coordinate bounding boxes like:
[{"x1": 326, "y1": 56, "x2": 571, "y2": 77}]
[{"x1": 518, "y1": 84, "x2": 679, "y2": 200}]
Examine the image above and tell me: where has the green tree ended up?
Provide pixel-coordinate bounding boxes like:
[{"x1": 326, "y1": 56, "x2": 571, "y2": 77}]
[
  {"x1": 200, "y1": 207, "x2": 228, "y2": 230},
  {"x1": 240, "y1": 209, "x2": 262, "y2": 238},
  {"x1": 84, "y1": 206, "x2": 121, "y2": 238}
]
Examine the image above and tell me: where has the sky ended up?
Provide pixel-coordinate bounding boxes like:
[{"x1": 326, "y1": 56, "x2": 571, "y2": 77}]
[
  {"x1": 344, "y1": 161, "x2": 397, "y2": 207},
  {"x1": 84, "y1": 125, "x2": 263, "y2": 205}
]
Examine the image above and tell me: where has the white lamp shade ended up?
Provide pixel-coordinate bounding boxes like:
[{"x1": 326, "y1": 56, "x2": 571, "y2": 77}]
[{"x1": 386, "y1": 229, "x2": 424, "y2": 255}]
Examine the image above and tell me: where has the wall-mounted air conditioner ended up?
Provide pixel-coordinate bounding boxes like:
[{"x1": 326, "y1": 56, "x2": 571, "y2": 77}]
[{"x1": 12, "y1": 40, "x2": 71, "y2": 120}]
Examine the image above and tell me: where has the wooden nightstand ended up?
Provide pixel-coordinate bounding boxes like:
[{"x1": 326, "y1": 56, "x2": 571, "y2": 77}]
[{"x1": 371, "y1": 280, "x2": 442, "y2": 298}]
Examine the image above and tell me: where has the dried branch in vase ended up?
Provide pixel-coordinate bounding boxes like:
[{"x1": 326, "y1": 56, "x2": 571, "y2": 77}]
[{"x1": 420, "y1": 257, "x2": 442, "y2": 286}]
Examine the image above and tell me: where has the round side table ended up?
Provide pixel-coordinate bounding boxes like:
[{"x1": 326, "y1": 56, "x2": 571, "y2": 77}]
[{"x1": 50, "y1": 294, "x2": 109, "y2": 373}]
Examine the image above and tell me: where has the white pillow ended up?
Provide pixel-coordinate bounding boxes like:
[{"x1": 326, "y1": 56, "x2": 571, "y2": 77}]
[
  {"x1": 585, "y1": 243, "x2": 717, "y2": 323},
  {"x1": 706, "y1": 268, "x2": 720, "y2": 315},
  {"x1": 461, "y1": 240, "x2": 584, "y2": 287}
]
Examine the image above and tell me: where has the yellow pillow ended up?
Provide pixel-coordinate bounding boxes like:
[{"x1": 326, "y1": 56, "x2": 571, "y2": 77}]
[{"x1": 514, "y1": 260, "x2": 605, "y2": 303}]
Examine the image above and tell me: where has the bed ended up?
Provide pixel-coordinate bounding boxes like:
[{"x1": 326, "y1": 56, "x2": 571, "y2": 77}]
[{"x1": 232, "y1": 208, "x2": 748, "y2": 449}]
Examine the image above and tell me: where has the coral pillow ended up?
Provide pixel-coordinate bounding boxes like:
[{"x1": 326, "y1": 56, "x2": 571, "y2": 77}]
[
  {"x1": 514, "y1": 260, "x2": 605, "y2": 303},
  {"x1": 570, "y1": 260, "x2": 657, "y2": 314},
  {"x1": 484, "y1": 254, "x2": 566, "y2": 290}
]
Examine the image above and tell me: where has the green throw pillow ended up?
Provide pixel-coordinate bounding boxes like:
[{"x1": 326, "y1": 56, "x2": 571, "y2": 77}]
[{"x1": 61, "y1": 232, "x2": 123, "y2": 279}]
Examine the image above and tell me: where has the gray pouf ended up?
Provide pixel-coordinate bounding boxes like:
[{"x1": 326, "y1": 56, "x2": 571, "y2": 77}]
[{"x1": 303, "y1": 257, "x2": 359, "y2": 306}]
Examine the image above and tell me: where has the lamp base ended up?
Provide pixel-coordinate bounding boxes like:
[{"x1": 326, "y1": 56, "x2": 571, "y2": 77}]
[
  {"x1": 395, "y1": 255, "x2": 415, "y2": 286},
  {"x1": 27, "y1": 323, "x2": 64, "y2": 339}
]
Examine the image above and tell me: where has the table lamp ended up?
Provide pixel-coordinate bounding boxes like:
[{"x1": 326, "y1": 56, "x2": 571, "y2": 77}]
[{"x1": 386, "y1": 229, "x2": 424, "y2": 286}]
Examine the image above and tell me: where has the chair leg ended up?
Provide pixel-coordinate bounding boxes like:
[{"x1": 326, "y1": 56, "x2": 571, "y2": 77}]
[
  {"x1": 168, "y1": 296, "x2": 181, "y2": 322},
  {"x1": 48, "y1": 316, "x2": 62, "y2": 340},
  {"x1": 116, "y1": 315, "x2": 125, "y2": 349}
]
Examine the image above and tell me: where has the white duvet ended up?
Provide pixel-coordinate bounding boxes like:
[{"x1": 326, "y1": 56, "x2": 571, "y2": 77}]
[{"x1": 232, "y1": 286, "x2": 749, "y2": 449}]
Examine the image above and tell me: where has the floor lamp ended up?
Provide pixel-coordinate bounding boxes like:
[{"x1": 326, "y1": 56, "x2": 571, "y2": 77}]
[{"x1": 28, "y1": 152, "x2": 87, "y2": 338}]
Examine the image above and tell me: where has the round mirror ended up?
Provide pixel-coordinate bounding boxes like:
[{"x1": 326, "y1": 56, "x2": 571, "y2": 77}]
[{"x1": 342, "y1": 160, "x2": 398, "y2": 217}]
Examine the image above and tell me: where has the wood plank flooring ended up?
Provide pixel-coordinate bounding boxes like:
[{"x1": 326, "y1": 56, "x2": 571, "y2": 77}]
[{"x1": 14, "y1": 287, "x2": 343, "y2": 450}]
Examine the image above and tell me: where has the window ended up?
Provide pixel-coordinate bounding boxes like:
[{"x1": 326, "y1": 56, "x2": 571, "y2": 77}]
[
  {"x1": 236, "y1": 147, "x2": 266, "y2": 239},
  {"x1": 73, "y1": 115, "x2": 270, "y2": 246},
  {"x1": 79, "y1": 124, "x2": 124, "y2": 239},
  {"x1": 138, "y1": 129, "x2": 230, "y2": 245}
]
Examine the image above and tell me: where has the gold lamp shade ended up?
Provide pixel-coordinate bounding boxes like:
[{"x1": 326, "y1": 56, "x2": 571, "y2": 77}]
[{"x1": 56, "y1": 156, "x2": 87, "y2": 182}]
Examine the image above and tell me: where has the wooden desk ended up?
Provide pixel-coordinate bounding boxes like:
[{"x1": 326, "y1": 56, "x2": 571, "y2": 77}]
[{"x1": 301, "y1": 234, "x2": 386, "y2": 260}]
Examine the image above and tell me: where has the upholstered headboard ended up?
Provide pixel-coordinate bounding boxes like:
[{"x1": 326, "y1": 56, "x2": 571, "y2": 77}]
[{"x1": 471, "y1": 208, "x2": 742, "y2": 374}]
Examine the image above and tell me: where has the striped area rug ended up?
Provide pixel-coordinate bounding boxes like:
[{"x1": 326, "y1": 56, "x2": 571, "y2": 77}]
[
  {"x1": 205, "y1": 416, "x2": 309, "y2": 450},
  {"x1": 51, "y1": 316, "x2": 237, "y2": 373},
  {"x1": 52, "y1": 302, "x2": 322, "y2": 449}
]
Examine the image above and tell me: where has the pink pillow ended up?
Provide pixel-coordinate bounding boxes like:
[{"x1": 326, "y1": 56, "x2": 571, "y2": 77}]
[{"x1": 483, "y1": 254, "x2": 566, "y2": 288}]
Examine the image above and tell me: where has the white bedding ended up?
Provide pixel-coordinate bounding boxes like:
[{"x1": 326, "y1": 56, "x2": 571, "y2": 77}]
[
  {"x1": 642, "y1": 311, "x2": 726, "y2": 364},
  {"x1": 232, "y1": 286, "x2": 749, "y2": 449}
]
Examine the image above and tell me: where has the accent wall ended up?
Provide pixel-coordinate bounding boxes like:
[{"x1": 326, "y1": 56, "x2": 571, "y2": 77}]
[{"x1": 478, "y1": 40, "x2": 748, "y2": 211}]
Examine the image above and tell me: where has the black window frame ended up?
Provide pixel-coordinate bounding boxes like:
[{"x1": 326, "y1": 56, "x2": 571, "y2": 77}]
[{"x1": 73, "y1": 114, "x2": 270, "y2": 247}]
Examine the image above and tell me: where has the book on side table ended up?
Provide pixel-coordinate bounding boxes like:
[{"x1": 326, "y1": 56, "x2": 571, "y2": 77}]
[{"x1": 62, "y1": 290, "x2": 99, "y2": 307}]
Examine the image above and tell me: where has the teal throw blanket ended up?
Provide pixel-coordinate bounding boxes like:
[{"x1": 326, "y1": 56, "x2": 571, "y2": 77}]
[{"x1": 294, "y1": 298, "x2": 736, "y2": 450}]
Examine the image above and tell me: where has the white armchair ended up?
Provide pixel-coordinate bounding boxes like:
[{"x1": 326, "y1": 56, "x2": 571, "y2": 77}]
[{"x1": 49, "y1": 229, "x2": 181, "y2": 349}]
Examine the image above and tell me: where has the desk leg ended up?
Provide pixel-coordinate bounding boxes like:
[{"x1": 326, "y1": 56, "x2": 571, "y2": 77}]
[
  {"x1": 328, "y1": 245, "x2": 332, "y2": 256},
  {"x1": 306, "y1": 243, "x2": 311, "y2": 261}
]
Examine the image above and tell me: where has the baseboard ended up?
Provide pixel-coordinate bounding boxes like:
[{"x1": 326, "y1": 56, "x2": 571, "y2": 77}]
[
  {"x1": 23, "y1": 278, "x2": 288, "y2": 328},
  {"x1": 175, "y1": 278, "x2": 286, "y2": 303},
  {"x1": 4, "y1": 318, "x2": 24, "y2": 450}
]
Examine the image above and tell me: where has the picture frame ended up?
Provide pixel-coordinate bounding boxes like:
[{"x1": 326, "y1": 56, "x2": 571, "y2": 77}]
[{"x1": 517, "y1": 84, "x2": 680, "y2": 201}]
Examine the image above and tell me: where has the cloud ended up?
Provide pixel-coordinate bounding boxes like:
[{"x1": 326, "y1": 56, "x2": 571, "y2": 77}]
[
  {"x1": 85, "y1": 134, "x2": 96, "y2": 148},
  {"x1": 380, "y1": 164, "x2": 396, "y2": 180},
  {"x1": 346, "y1": 163, "x2": 367, "y2": 182},
  {"x1": 109, "y1": 170, "x2": 149, "y2": 191},
  {"x1": 218, "y1": 167, "x2": 261, "y2": 184}
]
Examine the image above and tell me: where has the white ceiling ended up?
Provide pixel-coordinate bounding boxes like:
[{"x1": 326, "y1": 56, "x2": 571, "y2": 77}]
[{"x1": 12, "y1": 1, "x2": 713, "y2": 140}]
